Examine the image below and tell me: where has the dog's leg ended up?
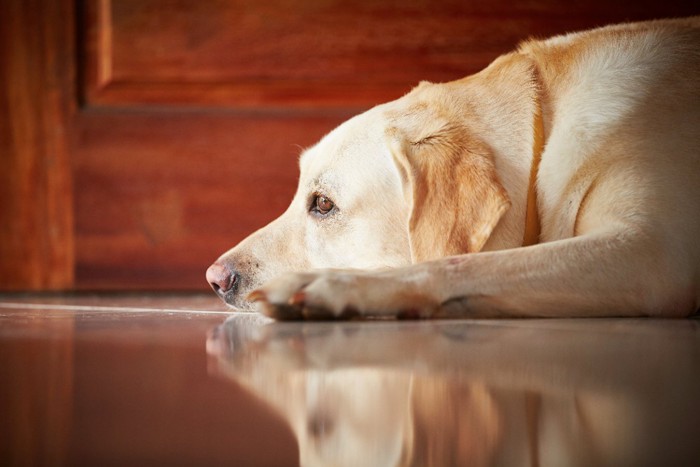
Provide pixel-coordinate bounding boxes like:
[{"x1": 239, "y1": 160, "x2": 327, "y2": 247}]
[{"x1": 249, "y1": 227, "x2": 695, "y2": 319}]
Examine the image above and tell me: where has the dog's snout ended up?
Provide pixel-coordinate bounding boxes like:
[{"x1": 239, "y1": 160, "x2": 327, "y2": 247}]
[{"x1": 206, "y1": 261, "x2": 239, "y2": 295}]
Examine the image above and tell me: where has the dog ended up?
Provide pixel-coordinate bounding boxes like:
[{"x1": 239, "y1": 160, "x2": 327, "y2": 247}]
[{"x1": 207, "y1": 18, "x2": 700, "y2": 319}]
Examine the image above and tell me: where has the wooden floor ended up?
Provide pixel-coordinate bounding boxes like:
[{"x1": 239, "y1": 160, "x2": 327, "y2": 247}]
[{"x1": 1, "y1": 293, "x2": 699, "y2": 466}]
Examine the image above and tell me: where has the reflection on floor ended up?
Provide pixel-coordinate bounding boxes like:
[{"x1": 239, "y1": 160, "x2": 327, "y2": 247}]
[{"x1": 2, "y1": 293, "x2": 699, "y2": 466}]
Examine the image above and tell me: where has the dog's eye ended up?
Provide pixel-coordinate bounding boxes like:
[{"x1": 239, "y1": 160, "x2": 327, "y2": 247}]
[{"x1": 311, "y1": 194, "x2": 335, "y2": 216}]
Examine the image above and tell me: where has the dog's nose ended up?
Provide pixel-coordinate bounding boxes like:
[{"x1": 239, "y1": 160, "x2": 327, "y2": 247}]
[{"x1": 206, "y1": 261, "x2": 238, "y2": 294}]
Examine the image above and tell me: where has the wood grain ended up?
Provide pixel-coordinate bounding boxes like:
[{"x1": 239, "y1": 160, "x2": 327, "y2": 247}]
[
  {"x1": 0, "y1": 0, "x2": 76, "y2": 290},
  {"x1": 83, "y1": 0, "x2": 700, "y2": 109}
]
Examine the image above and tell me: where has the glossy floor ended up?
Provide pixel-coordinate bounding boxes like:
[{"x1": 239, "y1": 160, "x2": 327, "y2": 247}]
[{"x1": 1, "y1": 294, "x2": 699, "y2": 466}]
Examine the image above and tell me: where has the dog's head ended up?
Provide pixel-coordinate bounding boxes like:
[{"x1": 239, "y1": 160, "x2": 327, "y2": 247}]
[{"x1": 207, "y1": 53, "x2": 540, "y2": 309}]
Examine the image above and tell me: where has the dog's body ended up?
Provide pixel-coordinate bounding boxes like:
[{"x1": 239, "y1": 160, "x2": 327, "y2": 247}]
[{"x1": 207, "y1": 18, "x2": 700, "y2": 319}]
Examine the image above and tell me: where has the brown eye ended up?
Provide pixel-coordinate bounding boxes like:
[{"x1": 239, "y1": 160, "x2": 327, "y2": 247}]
[{"x1": 313, "y1": 195, "x2": 335, "y2": 215}]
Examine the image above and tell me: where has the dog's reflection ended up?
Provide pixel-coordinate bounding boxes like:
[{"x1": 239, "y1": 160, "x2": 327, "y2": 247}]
[{"x1": 207, "y1": 316, "x2": 700, "y2": 467}]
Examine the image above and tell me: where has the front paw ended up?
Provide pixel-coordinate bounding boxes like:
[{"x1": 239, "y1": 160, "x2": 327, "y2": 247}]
[
  {"x1": 247, "y1": 271, "x2": 363, "y2": 320},
  {"x1": 247, "y1": 269, "x2": 439, "y2": 320}
]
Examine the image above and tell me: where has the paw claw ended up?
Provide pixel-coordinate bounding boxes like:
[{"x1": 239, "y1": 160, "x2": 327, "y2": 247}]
[
  {"x1": 247, "y1": 289, "x2": 268, "y2": 303},
  {"x1": 290, "y1": 291, "x2": 306, "y2": 306}
]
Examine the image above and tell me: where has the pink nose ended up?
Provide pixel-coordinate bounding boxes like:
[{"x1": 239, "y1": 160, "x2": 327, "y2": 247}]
[{"x1": 206, "y1": 261, "x2": 238, "y2": 294}]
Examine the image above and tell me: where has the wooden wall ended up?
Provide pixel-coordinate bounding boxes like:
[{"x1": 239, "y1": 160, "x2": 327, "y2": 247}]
[{"x1": 2, "y1": 0, "x2": 698, "y2": 291}]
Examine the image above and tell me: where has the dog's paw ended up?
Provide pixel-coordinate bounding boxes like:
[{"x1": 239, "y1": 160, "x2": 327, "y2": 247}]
[{"x1": 247, "y1": 269, "x2": 440, "y2": 320}]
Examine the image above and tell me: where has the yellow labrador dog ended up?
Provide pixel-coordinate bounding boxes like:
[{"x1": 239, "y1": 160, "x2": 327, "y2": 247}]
[{"x1": 207, "y1": 18, "x2": 700, "y2": 319}]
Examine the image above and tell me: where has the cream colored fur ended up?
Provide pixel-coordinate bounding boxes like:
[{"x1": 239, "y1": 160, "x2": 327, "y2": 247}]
[{"x1": 210, "y1": 18, "x2": 700, "y2": 319}]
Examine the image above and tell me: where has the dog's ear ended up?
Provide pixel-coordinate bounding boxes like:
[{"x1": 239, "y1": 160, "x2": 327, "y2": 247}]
[
  {"x1": 388, "y1": 53, "x2": 542, "y2": 262},
  {"x1": 389, "y1": 123, "x2": 511, "y2": 262}
]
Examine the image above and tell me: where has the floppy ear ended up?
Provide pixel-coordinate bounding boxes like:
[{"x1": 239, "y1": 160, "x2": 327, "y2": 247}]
[
  {"x1": 389, "y1": 53, "x2": 542, "y2": 262},
  {"x1": 389, "y1": 123, "x2": 511, "y2": 262}
]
